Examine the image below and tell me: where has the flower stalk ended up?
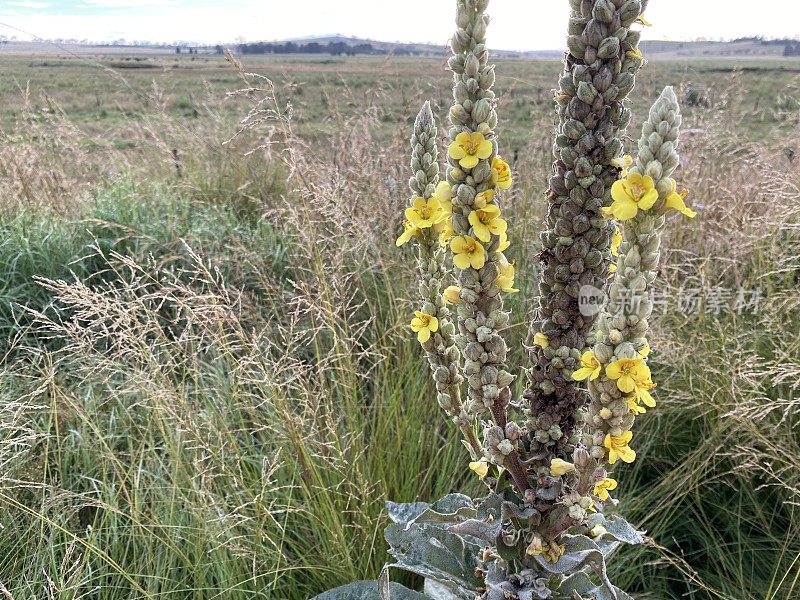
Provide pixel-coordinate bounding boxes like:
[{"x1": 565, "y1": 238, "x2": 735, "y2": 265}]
[
  {"x1": 444, "y1": 0, "x2": 528, "y2": 491},
  {"x1": 522, "y1": 0, "x2": 648, "y2": 501},
  {"x1": 582, "y1": 85, "x2": 691, "y2": 474},
  {"x1": 399, "y1": 101, "x2": 482, "y2": 458}
]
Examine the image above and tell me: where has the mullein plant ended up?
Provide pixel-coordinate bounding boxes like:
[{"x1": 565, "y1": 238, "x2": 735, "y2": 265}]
[{"x1": 315, "y1": 1, "x2": 696, "y2": 599}]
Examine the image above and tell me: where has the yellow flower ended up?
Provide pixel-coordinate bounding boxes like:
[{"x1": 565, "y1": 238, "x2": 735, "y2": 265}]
[
  {"x1": 550, "y1": 458, "x2": 576, "y2": 476},
  {"x1": 626, "y1": 47, "x2": 644, "y2": 61},
  {"x1": 593, "y1": 477, "x2": 618, "y2": 501},
  {"x1": 626, "y1": 396, "x2": 647, "y2": 415},
  {"x1": 545, "y1": 543, "x2": 565, "y2": 563},
  {"x1": 451, "y1": 235, "x2": 486, "y2": 270},
  {"x1": 410, "y1": 311, "x2": 439, "y2": 344},
  {"x1": 611, "y1": 154, "x2": 633, "y2": 177},
  {"x1": 525, "y1": 536, "x2": 544, "y2": 557},
  {"x1": 474, "y1": 188, "x2": 495, "y2": 208},
  {"x1": 533, "y1": 332, "x2": 549, "y2": 349},
  {"x1": 434, "y1": 181, "x2": 453, "y2": 216},
  {"x1": 443, "y1": 285, "x2": 462, "y2": 305},
  {"x1": 572, "y1": 350, "x2": 602, "y2": 381},
  {"x1": 491, "y1": 156, "x2": 513, "y2": 189},
  {"x1": 605, "y1": 173, "x2": 659, "y2": 221},
  {"x1": 605, "y1": 358, "x2": 652, "y2": 394},
  {"x1": 405, "y1": 196, "x2": 445, "y2": 230},
  {"x1": 604, "y1": 431, "x2": 636, "y2": 464},
  {"x1": 611, "y1": 225, "x2": 622, "y2": 257},
  {"x1": 497, "y1": 231, "x2": 510, "y2": 253},
  {"x1": 495, "y1": 255, "x2": 518, "y2": 293},
  {"x1": 636, "y1": 14, "x2": 652, "y2": 27},
  {"x1": 448, "y1": 131, "x2": 493, "y2": 170},
  {"x1": 590, "y1": 524, "x2": 608, "y2": 538},
  {"x1": 468, "y1": 204, "x2": 507, "y2": 243},
  {"x1": 436, "y1": 219, "x2": 455, "y2": 248},
  {"x1": 608, "y1": 263, "x2": 618, "y2": 278},
  {"x1": 663, "y1": 178, "x2": 697, "y2": 218},
  {"x1": 396, "y1": 220, "x2": 420, "y2": 247},
  {"x1": 528, "y1": 537, "x2": 564, "y2": 562},
  {"x1": 469, "y1": 459, "x2": 489, "y2": 479},
  {"x1": 638, "y1": 344, "x2": 651, "y2": 358},
  {"x1": 635, "y1": 378, "x2": 657, "y2": 408}
]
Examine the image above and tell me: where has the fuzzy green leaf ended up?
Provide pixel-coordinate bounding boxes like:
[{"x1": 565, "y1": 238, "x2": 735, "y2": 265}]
[
  {"x1": 386, "y1": 494, "x2": 475, "y2": 527},
  {"x1": 535, "y1": 535, "x2": 604, "y2": 575},
  {"x1": 447, "y1": 518, "x2": 502, "y2": 542},
  {"x1": 557, "y1": 572, "x2": 635, "y2": 600},
  {"x1": 311, "y1": 581, "x2": 429, "y2": 600},
  {"x1": 386, "y1": 501, "x2": 431, "y2": 525},
  {"x1": 384, "y1": 521, "x2": 483, "y2": 596},
  {"x1": 587, "y1": 513, "x2": 645, "y2": 546}
]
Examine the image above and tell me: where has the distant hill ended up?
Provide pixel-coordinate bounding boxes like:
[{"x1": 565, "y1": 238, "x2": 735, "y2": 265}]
[{"x1": 642, "y1": 38, "x2": 800, "y2": 59}]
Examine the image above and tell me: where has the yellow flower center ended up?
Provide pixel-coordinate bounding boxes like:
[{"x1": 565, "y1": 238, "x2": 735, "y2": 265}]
[
  {"x1": 631, "y1": 183, "x2": 646, "y2": 201},
  {"x1": 420, "y1": 205, "x2": 433, "y2": 219},
  {"x1": 418, "y1": 315, "x2": 431, "y2": 327},
  {"x1": 609, "y1": 435, "x2": 626, "y2": 448},
  {"x1": 463, "y1": 139, "x2": 480, "y2": 154},
  {"x1": 477, "y1": 209, "x2": 493, "y2": 224},
  {"x1": 463, "y1": 238, "x2": 477, "y2": 254}
]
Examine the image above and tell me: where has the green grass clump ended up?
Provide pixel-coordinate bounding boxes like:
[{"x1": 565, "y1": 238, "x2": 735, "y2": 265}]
[{"x1": 0, "y1": 53, "x2": 798, "y2": 600}]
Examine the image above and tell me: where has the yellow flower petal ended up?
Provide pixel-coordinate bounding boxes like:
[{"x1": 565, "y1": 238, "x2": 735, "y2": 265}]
[
  {"x1": 460, "y1": 154, "x2": 480, "y2": 170},
  {"x1": 497, "y1": 232, "x2": 510, "y2": 252},
  {"x1": 613, "y1": 199, "x2": 639, "y2": 221},
  {"x1": 611, "y1": 225, "x2": 622, "y2": 257},
  {"x1": 443, "y1": 286, "x2": 462, "y2": 305},
  {"x1": 470, "y1": 252, "x2": 486, "y2": 270},
  {"x1": 533, "y1": 332, "x2": 549, "y2": 349},
  {"x1": 593, "y1": 477, "x2": 618, "y2": 501},
  {"x1": 434, "y1": 181, "x2": 453, "y2": 202},
  {"x1": 638, "y1": 188, "x2": 659, "y2": 211},
  {"x1": 550, "y1": 458, "x2": 576, "y2": 476},
  {"x1": 469, "y1": 460, "x2": 489, "y2": 479},
  {"x1": 428, "y1": 316, "x2": 439, "y2": 333},
  {"x1": 618, "y1": 445, "x2": 636, "y2": 463},
  {"x1": 664, "y1": 190, "x2": 697, "y2": 218},
  {"x1": 476, "y1": 139, "x2": 493, "y2": 160},
  {"x1": 448, "y1": 143, "x2": 466, "y2": 160},
  {"x1": 491, "y1": 156, "x2": 513, "y2": 189},
  {"x1": 453, "y1": 253, "x2": 471, "y2": 270}
]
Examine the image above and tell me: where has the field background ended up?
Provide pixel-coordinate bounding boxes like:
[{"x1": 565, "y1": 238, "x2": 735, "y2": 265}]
[{"x1": 0, "y1": 49, "x2": 799, "y2": 599}]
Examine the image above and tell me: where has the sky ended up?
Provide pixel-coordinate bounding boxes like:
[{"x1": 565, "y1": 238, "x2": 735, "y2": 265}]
[{"x1": 0, "y1": 0, "x2": 799, "y2": 51}]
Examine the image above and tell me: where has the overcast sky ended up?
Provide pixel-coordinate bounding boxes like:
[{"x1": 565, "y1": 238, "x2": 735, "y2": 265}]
[{"x1": 0, "y1": 1, "x2": 798, "y2": 50}]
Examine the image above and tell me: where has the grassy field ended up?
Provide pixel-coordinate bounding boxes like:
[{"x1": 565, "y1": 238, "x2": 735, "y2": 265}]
[{"x1": 0, "y1": 50, "x2": 799, "y2": 599}]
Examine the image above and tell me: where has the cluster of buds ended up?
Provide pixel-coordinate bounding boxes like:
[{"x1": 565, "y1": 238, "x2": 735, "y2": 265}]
[
  {"x1": 579, "y1": 86, "x2": 693, "y2": 477},
  {"x1": 524, "y1": 0, "x2": 650, "y2": 480},
  {"x1": 397, "y1": 101, "x2": 482, "y2": 457},
  {"x1": 443, "y1": 0, "x2": 529, "y2": 491}
]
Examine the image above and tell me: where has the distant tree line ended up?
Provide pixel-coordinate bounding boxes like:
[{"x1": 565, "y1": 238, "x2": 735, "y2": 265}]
[
  {"x1": 239, "y1": 41, "x2": 387, "y2": 56},
  {"x1": 784, "y1": 43, "x2": 800, "y2": 56}
]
